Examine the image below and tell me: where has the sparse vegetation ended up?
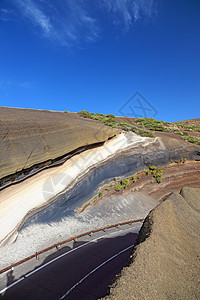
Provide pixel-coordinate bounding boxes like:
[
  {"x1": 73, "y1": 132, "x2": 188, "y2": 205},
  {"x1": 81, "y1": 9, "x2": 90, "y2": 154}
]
[
  {"x1": 174, "y1": 130, "x2": 184, "y2": 135},
  {"x1": 135, "y1": 117, "x2": 169, "y2": 132},
  {"x1": 131, "y1": 175, "x2": 136, "y2": 182},
  {"x1": 121, "y1": 179, "x2": 130, "y2": 188},
  {"x1": 78, "y1": 111, "x2": 156, "y2": 138},
  {"x1": 115, "y1": 185, "x2": 124, "y2": 192},
  {"x1": 176, "y1": 123, "x2": 200, "y2": 132},
  {"x1": 156, "y1": 176, "x2": 162, "y2": 183},
  {"x1": 182, "y1": 135, "x2": 200, "y2": 145},
  {"x1": 148, "y1": 164, "x2": 163, "y2": 183},
  {"x1": 115, "y1": 178, "x2": 130, "y2": 191},
  {"x1": 149, "y1": 164, "x2": 156, "y2": 171},
  {"x1": 86, "y1": 162, "x2": 167, "y2": 210},
  {"x1": 77, "y1": 111, "x2": 200, "y2": 145}
]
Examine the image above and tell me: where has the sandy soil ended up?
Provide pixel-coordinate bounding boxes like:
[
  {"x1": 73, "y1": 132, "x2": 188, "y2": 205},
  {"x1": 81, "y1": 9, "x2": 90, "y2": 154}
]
[{"x1": 104, "y1": 187, "x2": 200, "y2": 299}]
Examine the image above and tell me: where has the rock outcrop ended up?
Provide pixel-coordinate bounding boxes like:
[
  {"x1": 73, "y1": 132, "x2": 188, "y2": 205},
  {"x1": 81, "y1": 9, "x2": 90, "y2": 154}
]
[
  {"x1": 0, "y1": 132, "x2": 154, "y2": 245},
  {"x1": 1, "y1": 107, "x2": 200, "y2": 292},
  {"x1": 0, "y1": 106, "x2": 200, "y2": 247},
  {"x1": 105, "y1": 187, "x2": 200, "y2": 299},
  {"x1": 0, "y1": 107, "x2": 119, "y2": 183}
]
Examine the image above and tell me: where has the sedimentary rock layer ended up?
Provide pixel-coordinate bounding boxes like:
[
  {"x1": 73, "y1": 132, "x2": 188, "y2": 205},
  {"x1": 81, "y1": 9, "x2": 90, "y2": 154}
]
[
  {"x1": 120, "y1": 160, "x2": 200, "y2": 201},
  {"x1": 0, "y1": 132, "x2": 150, "y2": 245},
  {"x1": 24, "y1": 139, "x2": 200, "y2": 228},
  {"x1": 0, "y1": 107, "x2": 119, "y2": 181},
  {"x1": 105, "y1": 187, "x2": 200, "y2": 299},
  {"x1": 1, "y1": 127, "x2": 200, "y2": 246}
]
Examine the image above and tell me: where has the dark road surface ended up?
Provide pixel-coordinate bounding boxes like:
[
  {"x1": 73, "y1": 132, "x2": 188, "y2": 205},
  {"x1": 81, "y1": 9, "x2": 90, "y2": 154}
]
[{"x1": 1, "y1": 230, "x2": 138, "y2": 300}]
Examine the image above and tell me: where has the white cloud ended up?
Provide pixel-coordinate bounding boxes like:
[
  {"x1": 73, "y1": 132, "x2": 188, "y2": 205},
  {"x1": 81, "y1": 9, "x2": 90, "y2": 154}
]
[
  {"x1": 14, "y1": 0, "x2": 98, "y2": 46},
  {"x1": 101, "y1": 0, "x2": 155, "y2": 29},
  {"x1": 16, "y1": 0, "x2": 52, "y2": 36},
  {"x1": 13, "y1": 0, "x2": 155, "y2": 46}
]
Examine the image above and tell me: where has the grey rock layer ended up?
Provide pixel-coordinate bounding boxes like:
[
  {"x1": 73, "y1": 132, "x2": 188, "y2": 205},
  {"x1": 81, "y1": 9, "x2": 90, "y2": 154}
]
[
  {"x1": 20, "y1": 137, "x2": 200, "y2": 229},
  {"x1": 105, "y1": 187, "x2": 200, "y2": 300}
]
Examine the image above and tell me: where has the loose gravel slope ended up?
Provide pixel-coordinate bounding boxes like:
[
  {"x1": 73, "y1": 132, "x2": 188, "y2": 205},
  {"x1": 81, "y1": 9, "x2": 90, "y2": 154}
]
[{"x1": 105, "y1": 187, "x2": 200, "y2": 300}]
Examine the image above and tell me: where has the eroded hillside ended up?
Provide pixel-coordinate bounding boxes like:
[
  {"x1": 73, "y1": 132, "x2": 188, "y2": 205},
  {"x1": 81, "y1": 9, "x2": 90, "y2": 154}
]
[
  {"x1": 104, "y1": 187, "x2": 200, "y2": 299},
  {"x1": 0, "y1": 107, "x2": 119, "y2": 188},
  {"x1": 0, "y1": 107, "x2": 200, "y2": 294}
]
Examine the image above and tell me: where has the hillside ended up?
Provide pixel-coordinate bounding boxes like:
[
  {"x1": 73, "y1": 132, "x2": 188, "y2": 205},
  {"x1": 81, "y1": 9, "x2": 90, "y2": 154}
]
[
  {"x1": 0, "y1": 107, "x2": 119, "y2": 187},
  {"x1": 0, "y1": 107, "x2": 200, "y2": 298},
  {"x1": 105, "y1": 187, "x2": 200, "y2": 299}
]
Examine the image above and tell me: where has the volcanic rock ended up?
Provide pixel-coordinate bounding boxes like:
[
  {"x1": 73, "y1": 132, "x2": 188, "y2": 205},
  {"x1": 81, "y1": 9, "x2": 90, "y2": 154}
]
[
  {"x1": 0, "y1": 107, "x2": 119, "y2": 181},
  {"x1": 105, "y1": 187, "x2": 200, "y2": 299}
]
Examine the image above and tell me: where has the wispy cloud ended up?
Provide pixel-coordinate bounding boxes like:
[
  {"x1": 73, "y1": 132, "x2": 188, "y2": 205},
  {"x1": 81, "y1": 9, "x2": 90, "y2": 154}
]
[
  {"x1": 14, "y1": 0, "x2": 98, "y2": 46},
  {"x1": 16, "y1": 0, "x2": 52, "y2": 35},
  {"x1": 11, "y1": 0, "x2": 156, "y2": 46},
  {"x1": 100, "y1": 0, "x2": 155, "y2": 29}
]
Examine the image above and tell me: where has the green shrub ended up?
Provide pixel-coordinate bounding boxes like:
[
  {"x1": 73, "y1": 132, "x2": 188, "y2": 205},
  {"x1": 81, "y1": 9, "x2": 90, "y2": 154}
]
[
  {"x1": 148, "y1": 165, "x2": 163, "y2": 183},
  {"x1": 156, "y1": 176, "x2": 162, "y2": 183},
  {"x1": 121, "y1": 178, "x2": 130, "y2": 188},
  {"x1": 139, "y1": 130, "x2": 156, "y2": 137},
  {"x1": 103, "y1": 119, "x2": 117, "y2": 127},
  {"x1": 115, "y1": 178, "x2": 130, "y2": 191},
  {"x1": 106, "y1": 114, "x2": 115, "y2": 119},
  {"x1": 182, "y1": 132, "x2": 189, "y2": 136},
  {"x1": 78, "y1": 112, "x2": 159, "y2": 138},
  {"x1": 115, "y1": 185, "x2": 123, "y2": 192},
  {"x1": 183, "y1": 135, "x2": 200, "y2": 145},
  {"x1": 149, "y1": 164, "x2": 156, "y2": 170},
  {"x1": 131, "y1": 175, "x2": 136, "y2": 182},
  {"x1": 98, "y1": 192, "x2": 103, "y2": 197},
  {"x1": 174, "y1": 130, "x2": 183, "y2": 135},
  {"x1": 78, "y1": 110, "x2": 93, "y2": 118}
]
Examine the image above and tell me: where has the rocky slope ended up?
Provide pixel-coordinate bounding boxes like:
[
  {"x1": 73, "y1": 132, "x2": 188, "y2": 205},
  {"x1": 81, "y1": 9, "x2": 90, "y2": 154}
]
[
  {"x1": 0, "y1": 108, "x2": 200, "y2": 245},
  {"x1": 104, "y1": 187, "x2": 200, "y2": 299},
  {"x1": 0, "y1": 107, "x2": 119, "y2": 186},
  {"x1": 0, "y1": 107, "x2": 200, "y2": 290},
  {"x1": 0, "y1": 132, "x2": 159, "y2": 246}
]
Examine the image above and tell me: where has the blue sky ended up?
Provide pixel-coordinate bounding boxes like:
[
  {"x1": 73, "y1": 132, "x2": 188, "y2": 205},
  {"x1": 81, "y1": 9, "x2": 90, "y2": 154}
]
[{"x1": 0, "y1": 0, "x2": 200, "y2": 122}]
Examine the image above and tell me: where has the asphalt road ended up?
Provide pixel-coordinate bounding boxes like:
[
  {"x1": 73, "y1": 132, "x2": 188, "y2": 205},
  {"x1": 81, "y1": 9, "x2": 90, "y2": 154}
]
[{"x1": 1, "y1": 229, "x2": 138, "y2": 300}]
